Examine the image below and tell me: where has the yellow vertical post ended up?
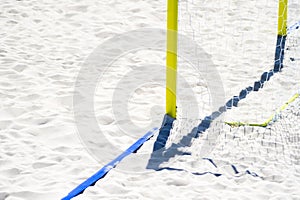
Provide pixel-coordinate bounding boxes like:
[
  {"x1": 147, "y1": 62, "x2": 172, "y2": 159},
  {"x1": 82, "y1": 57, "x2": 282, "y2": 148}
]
[
  {"x1": 166, "y1": 0, "x2": 178, "y2": 118},
  {"x1": 274, "y1": 0, "x2": 288, "y2": 72},
  {"x1": 278, "y1": 0, "x2": 288, "y2": 36}
]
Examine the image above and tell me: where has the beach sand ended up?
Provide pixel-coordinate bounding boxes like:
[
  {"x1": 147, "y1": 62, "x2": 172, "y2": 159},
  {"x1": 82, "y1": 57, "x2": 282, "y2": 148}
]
[{"x1": 0, "y1": 0, "x2": 299, "y2": 199}]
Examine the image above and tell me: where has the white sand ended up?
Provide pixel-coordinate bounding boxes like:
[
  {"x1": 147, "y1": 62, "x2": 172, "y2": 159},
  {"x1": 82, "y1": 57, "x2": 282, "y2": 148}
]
[{"x1": 0, "y1": 0, "x2": 299, "y2": 200}]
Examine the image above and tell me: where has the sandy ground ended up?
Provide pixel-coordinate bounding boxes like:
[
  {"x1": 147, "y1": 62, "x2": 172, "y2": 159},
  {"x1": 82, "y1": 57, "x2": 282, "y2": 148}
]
[{"x1": 0, "y1": 0, "x2": 299, "y2": 199}]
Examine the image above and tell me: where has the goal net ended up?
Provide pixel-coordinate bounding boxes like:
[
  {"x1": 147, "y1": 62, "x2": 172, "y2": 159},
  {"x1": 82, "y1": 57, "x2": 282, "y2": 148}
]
[{"x1": 162, "y1": 0, "x2": 300, "y2": 178}]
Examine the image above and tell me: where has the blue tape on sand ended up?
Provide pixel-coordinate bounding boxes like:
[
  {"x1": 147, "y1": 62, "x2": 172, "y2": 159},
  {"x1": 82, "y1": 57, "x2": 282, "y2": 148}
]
[{"x1": 62, "y1": 127, "x2": 158, "y2": 200}]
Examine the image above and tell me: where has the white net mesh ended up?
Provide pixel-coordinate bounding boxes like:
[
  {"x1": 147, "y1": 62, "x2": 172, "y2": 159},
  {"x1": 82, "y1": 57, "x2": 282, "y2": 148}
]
[{"x1": 163, "y1": 0, "x2": 300, "y2": 178}]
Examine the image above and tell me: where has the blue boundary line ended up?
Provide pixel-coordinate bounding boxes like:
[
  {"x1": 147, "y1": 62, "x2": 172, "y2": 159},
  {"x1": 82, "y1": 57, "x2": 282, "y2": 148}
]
[{"x1": 62, "y1": 128, "x2": 158, "y2": 200}]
